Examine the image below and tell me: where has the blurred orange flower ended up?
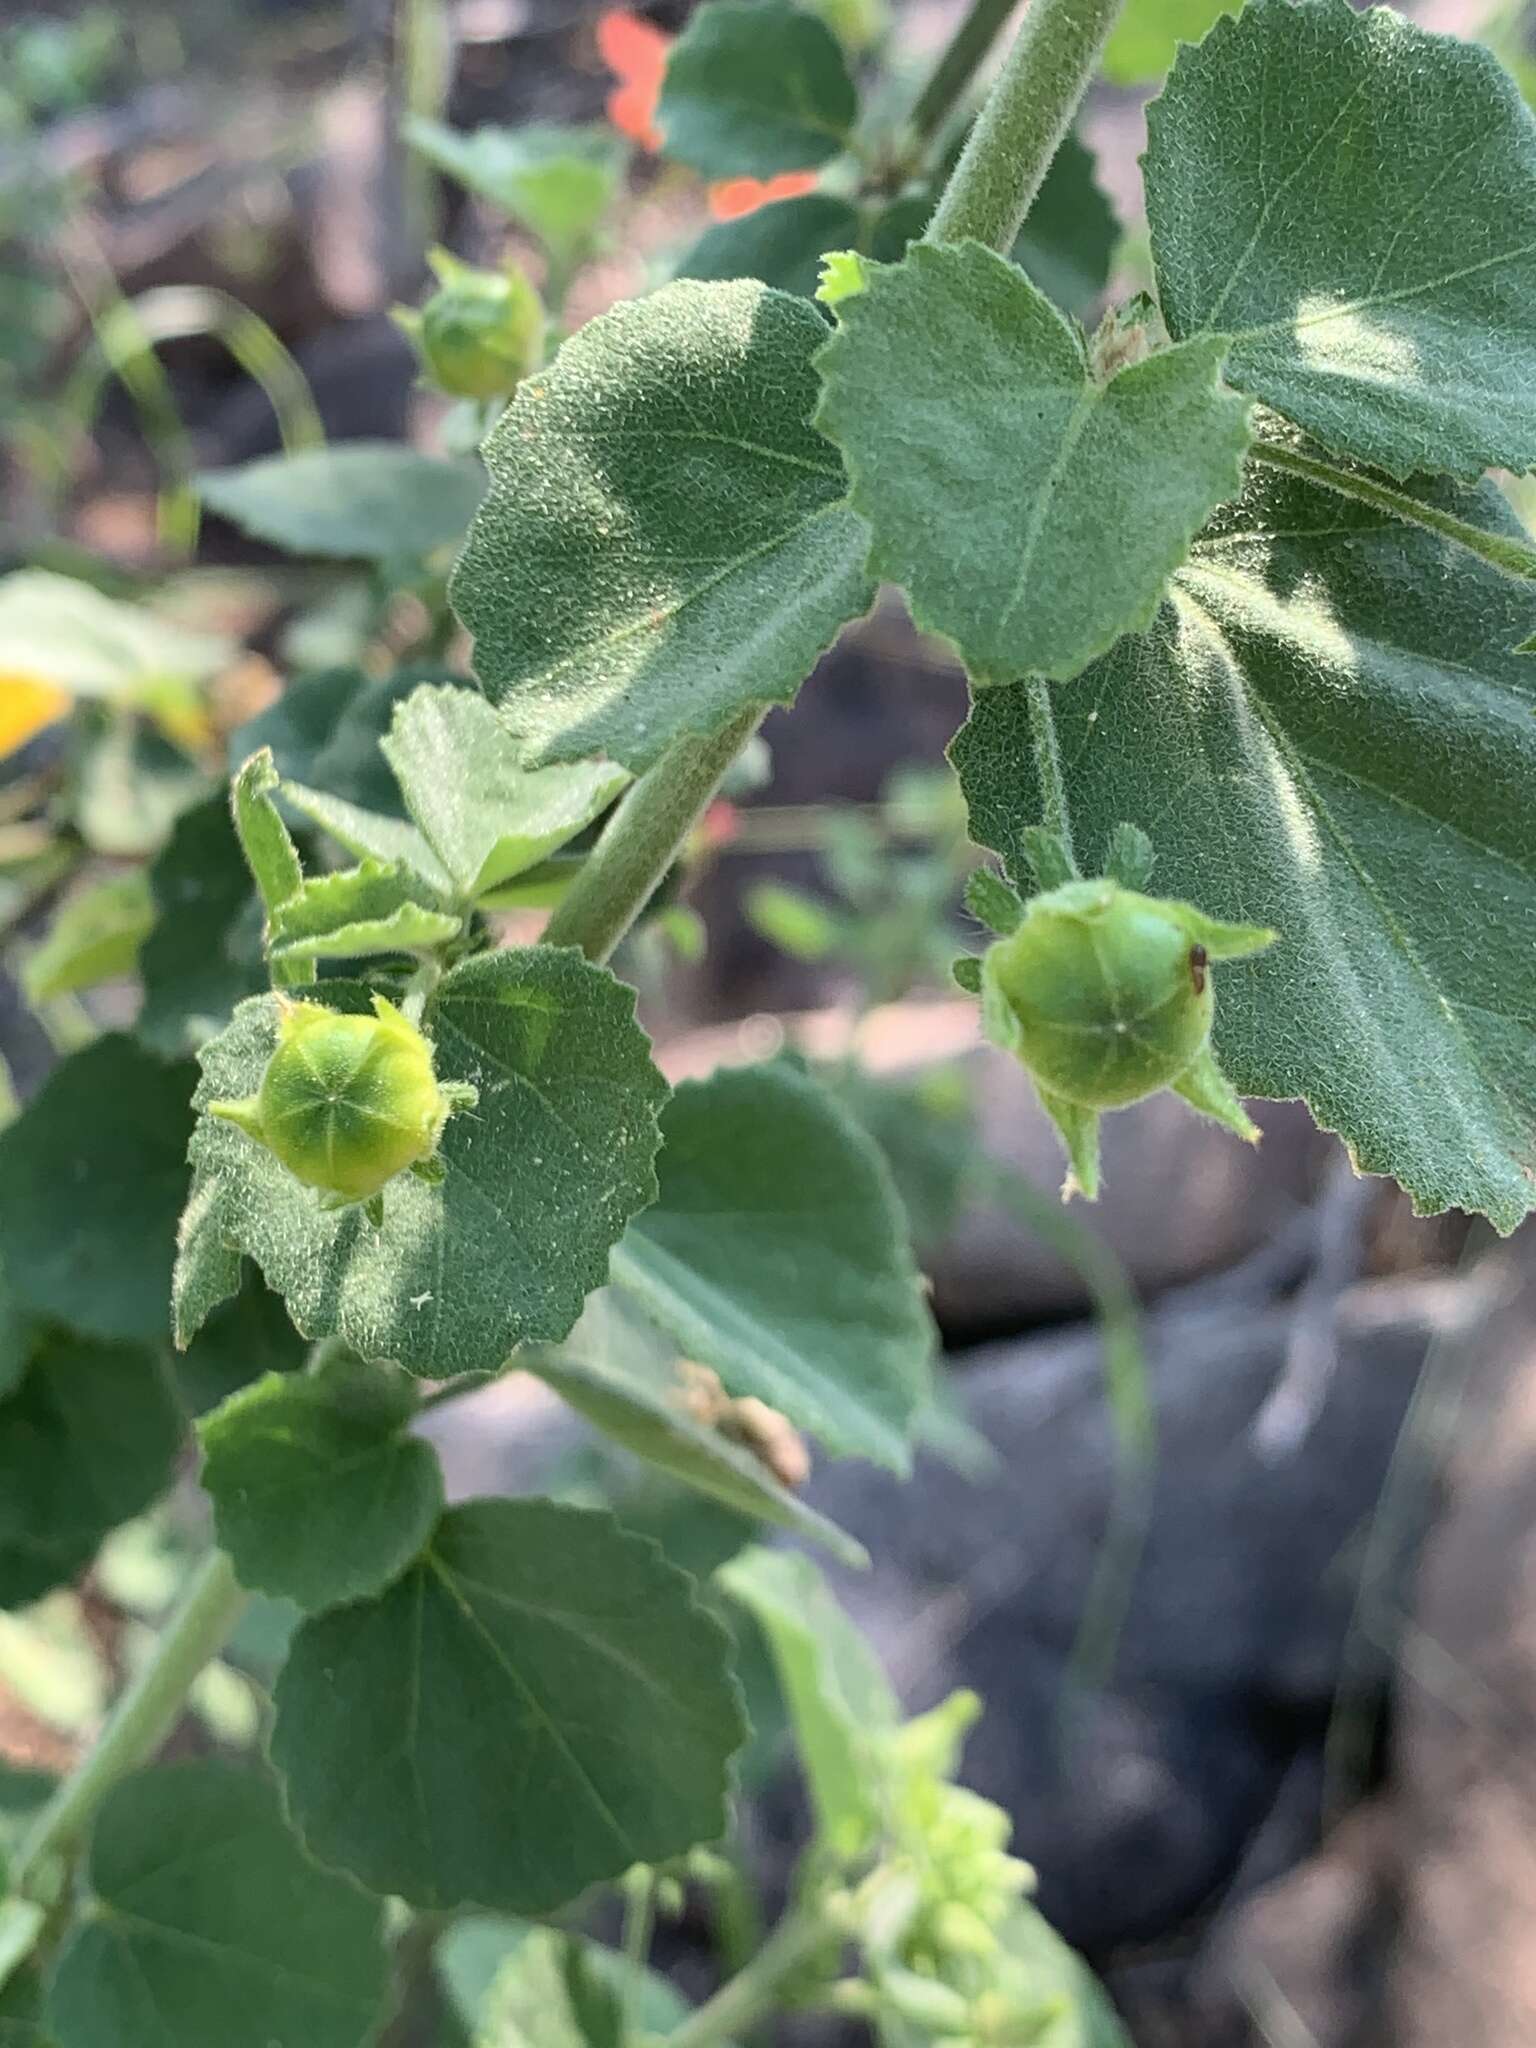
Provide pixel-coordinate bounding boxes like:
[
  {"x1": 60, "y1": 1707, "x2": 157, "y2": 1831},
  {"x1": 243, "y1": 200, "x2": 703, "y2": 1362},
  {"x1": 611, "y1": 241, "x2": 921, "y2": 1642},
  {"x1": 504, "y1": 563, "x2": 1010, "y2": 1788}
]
[
  {"x1": 706, "y1": 170, "x2": 819, "y2": 221},
  {"x1": 597, "y1": 9, "x2": 671, "y2": 150}
]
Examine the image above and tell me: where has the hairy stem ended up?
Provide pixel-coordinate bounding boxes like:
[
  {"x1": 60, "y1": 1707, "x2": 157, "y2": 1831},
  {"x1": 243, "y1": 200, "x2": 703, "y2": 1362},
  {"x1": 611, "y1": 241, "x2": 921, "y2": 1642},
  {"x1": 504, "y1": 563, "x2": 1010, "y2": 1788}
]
[
  {"x1": 908, "y1": 0, "x2": 1022, "y2": 148},
  {"x1": 1025, "y1": 674, "x2": 1075, "y2": 870},
  {"x1": 1251, "y1": 437, "x2": 1536, "y2": 586},
  {"x1": 665, "y1": 1904, "x2": 831, "y2": 2048},
  {"x1": 8, "y1": 1550, "x2": 248, "y2": 1899},
  {"x1": 542, "y1": 709, "x2": 761, "y2": 966},
  {"x1": 925, "y1": 0, "x2": 1125, "y2": 251}
]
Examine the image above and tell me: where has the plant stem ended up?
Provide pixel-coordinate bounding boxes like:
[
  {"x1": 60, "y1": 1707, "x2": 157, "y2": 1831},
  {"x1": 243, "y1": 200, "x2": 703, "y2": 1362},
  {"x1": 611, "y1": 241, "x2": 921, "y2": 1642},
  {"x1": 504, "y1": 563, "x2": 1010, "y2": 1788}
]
[
  {"x1": 665, "y1": 1904, "x2": 830, "y2": 2048},
  {"x1": 925, "y1": 0, "x2": 1125, "y2": 251},
  {"x1": 1251, "y1": 437, "x2": 1536, "y2": 586},
  {"x1": 908, "y1": 0, "x2": 1021, "y2": 149},
  {"x1": 1025, "y1": 674, "x2": 1075, "y2": 870},
  {"x1": 542, "y1": 709, "x2": 761, "y2": 967},
  {"x1": 9, "y1": 1549, "x2": 248, "y2": 1900}
]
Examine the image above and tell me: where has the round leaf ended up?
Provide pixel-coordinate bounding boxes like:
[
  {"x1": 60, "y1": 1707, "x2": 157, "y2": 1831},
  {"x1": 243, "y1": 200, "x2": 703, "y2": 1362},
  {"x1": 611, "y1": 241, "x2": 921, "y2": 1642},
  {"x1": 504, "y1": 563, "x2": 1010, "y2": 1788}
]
[
  {"x1": 0, "y1": 1333, "x2": 183, "y2": 1609},
  {"x1": 452, "y1": 279, "x2": 874, "y2": 770},
  {"x1": 174, "y1": 951, "x2": 668, "y2": 1378},
  {"x1": 270, "y1": 1498, "x2": 746, "y2": 1911},
  {"x1": 200, "y1": 1354, "x2": 443, "y2": 1610},
  {"x1": 658, "y1": 0, "x2": 857, "y2": 178},
  {"x1": 46, "y1": 1763, "x2": 388, "y2": 2048},
  {"x1": 0, "y1": 1038, "x2": 195, "y2": 1345}
]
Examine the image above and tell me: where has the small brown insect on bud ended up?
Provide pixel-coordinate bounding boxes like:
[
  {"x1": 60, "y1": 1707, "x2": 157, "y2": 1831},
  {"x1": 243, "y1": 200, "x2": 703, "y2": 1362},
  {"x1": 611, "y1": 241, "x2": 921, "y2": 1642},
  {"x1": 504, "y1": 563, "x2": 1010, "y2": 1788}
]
[{"x1": 1189, "y1": 943, "x2": 1209, "y2": 995}]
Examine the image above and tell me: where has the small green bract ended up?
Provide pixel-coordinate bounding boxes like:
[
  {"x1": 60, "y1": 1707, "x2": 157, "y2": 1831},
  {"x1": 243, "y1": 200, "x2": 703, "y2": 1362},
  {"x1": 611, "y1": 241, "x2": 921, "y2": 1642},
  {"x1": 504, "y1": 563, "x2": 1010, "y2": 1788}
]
[
  {"x1": 980, "y1": 879, "x2": 1273, "y2": 1199},
  {"x1": 208, "y1": 994, "x2": 476, "y2": 1212}
]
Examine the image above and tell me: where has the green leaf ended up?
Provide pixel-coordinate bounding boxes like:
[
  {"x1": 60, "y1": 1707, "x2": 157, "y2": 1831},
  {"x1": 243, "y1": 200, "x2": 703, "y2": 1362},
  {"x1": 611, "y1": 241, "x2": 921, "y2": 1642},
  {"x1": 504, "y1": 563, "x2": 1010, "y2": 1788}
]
[
  {"x1": 45, "y1": 1762, "x2": 388, "y2": 2048},
  {"x1": 266, "y1": 860, "x2": 462, "y2": 963},
  {"x1": 404, "y1": 118, "x2": 619, "y2": 263},
  {"x1": 0, "y1": 1037, "x2": 195, "y2": 1345},
  {"x1": 0, "y1": 1968, "x2": 53, "y2": 2048},
  {"x1": 172, "y1": 1261, "x2": 307, "y2": 1418},
  {"x1": 200, "y1": 1353, "x2": 442, "y2": 1609},
  {"x1": 477, "y1": 1927, "x2": 692, "y2": 2046},
  {"x1": 742, "y1": 881, "x2": 841, "y2": 959},
  {"x1": 719, "y1": 1546, "x2": 896, "y2": 1850},
  {"x1": 814, "y1": 241, "x2": 1250, "y2": 685},
  {"x1": 232, "y1": 667, "x2": 435, "y2": 818},
  {"x1": 0, "y1": 1333, "x2": 183, "y2": 1607},
  {"x1": 136, "y1": 797, "x2": 266, "y2": 1057},
  {"x1": 1102, "y1": 0, "x2": 1238, "y2": 85},
  {"x1": 175, "y1": 950, "x2": 668, "y2": 1377},
  {"x1": 658, "y1": 0, "x2": 857, "y2": 177},
  {"x1": 198, "y1": 446, "x2": 485, "y2": 562},
  {"x1": 380, "y1": 685, "x2": 628, "y2": 899},
  {"x1": 525, "y1": 1294, "x2": 867, "y2": 1566},
  {"x1": 677, "y1": 194, "x2": 861, "y2": 303},
  {"x1": 952, "y1": 459, "x2": 1536, "y2": 1231},
  {"x1": 230, "y1": 747, "x2": 303, "y2": 915},
  {"x1": 452, "y1": 278, "x2": 874, "y2": 770},
  {"x1": 22, "y1": 872, "x2": 153, "y2": 1004},
  {"x1": 278, "y1": 783, "x2": 451, "y2": 895},
  {"x1": 270, "y1": 1498, "x2": 745, "y2": 1911},
  {"x1": 0, "y1": 1262, "x2": 31, "y2": 1402},
  {"x1": 611, "y1": 1063, "x2": 933, "y2": 1468},
  {"x1": 1146, "y1": 0, "x2": 1536, "y2": 480}
]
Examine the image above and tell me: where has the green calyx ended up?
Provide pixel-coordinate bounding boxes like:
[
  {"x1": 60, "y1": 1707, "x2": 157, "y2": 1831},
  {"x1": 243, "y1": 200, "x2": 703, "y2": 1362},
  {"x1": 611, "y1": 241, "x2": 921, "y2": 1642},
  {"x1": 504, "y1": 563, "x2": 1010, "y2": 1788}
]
[
  {"x1": 209, "y1": 994, "x2": 477, "y2": 1214},
  {"x1": 979, "y1": 877, "x2": 1274, "y2": 1200},
  {"x1": 395, "y1": 247, "x2": 545, "y2": 402}
]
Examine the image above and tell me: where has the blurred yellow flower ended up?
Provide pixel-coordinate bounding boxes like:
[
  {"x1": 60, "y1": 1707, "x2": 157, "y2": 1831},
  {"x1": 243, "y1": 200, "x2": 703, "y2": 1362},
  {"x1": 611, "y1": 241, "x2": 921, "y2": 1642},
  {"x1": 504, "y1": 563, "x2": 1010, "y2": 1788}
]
[{"x1": 0, "y1": 674, "x2": 72, "y2": 759}]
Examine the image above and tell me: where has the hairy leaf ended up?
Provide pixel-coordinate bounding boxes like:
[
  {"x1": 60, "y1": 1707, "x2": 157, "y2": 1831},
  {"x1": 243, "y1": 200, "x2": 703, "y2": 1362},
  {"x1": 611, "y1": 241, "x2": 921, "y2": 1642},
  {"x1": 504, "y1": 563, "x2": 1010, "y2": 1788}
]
[
  {"x1": 1147, "y1": 0, "x2": 1536, "y2": 479},
  {"x1": 452, "y1": 279, "x2": 874, "y2": 769},
  {"x1": 953, "y1": 461, "x2": 1536, "y2": 1230},
  {"x1": 658, "y1": 0, "x2": 857, "y2": 177},
  {"x1": 46, "y1": 1763, "x2": 387, "y2": 2048},
  {"x1": 137, "y1": 798, "x2": 265, "y2": 1056},
  {"x1": 526, "y1": 1296, "x2": 867, "y2": 1565},
  {"x1": 278, "y1": 783, "x2": 451, "y2": 894},
  {"x1": 172, "y1": 1262, "x2": 307, "y2": 1418},
  {"x1": 815, "y1": 241, "x2": 1250, "y2": 684},
  {"x1": 174, "y1": 952, "x2": 668, "y2": 1377},
  {"x1": 0, "y1": 1037, "x2": 195, "y2": 1345},
  {"x1": 612, "y1": 1064, "x2": 933, "y2": 1468},
  {"x1": 198, "y1": 446, "x2": 484, "y2": 562},
  {"x1": 266, "y1": 860, "x2": 462, "y2": 963},
  {"x1": 380, "y1": 685, "x2": 628, "y2": 898},
  {"x1": 270, "y1": 1499, "x2": 745, "y2": 1911},
  {"x1": 0, "y1": 1334, "x2": 183, "y2": 1608},
  {"x1": 201, "y1": 1354, "x2": 441, "y2": 1609}
]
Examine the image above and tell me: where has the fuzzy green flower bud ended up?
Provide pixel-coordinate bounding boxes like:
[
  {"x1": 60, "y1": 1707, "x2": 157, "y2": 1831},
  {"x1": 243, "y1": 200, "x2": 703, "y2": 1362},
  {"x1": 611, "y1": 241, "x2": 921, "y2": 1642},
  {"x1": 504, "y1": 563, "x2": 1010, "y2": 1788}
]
[
  {"x1": 980, "y1": 878, "x2": 1274, "y2": 1200},
  {"x1": 395, "y1": 248, "x2": 544, "y2": 402},
  {"x1": 209, "y1": 995, "x2": 476, "y2": 1214}
]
